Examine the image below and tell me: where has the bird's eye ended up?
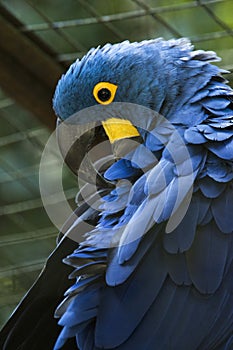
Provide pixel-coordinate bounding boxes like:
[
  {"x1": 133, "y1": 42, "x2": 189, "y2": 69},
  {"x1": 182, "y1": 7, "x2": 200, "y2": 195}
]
[{"x1": 93, "y1": 82, "x2": 118, "y2": 105}]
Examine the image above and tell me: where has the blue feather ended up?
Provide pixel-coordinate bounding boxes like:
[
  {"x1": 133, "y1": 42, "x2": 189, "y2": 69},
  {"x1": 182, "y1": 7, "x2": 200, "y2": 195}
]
[
  {"x1": 104, "y1": 159, "x2": 141, "y2": 180},
  {"x1": 145, "y1": 131, "x2": 165, "y2": 151},
  {"x1": 196, "y1": 192, "x2": 211, "y2": 224},
  {"x1": 197, "y1": 125, "x2": 232, "y2": 141},
  {"x1": 212, "y1": 185, "x2": 233, "y2": 233},
  {"x1": 206, "y1": 154, "x2": 233, "y2": 183},
  {"x1": 130, "y1": 143, "x2": 158, "y2": 168},
  {"x1": 106, "y1": 224, "x2": 162, "y2": 286},
  {"x1": 208, "y1": 138, "x2": 233, "y2": 161},
  {"x1": 185, "y1": 127, "x2": 207, "y2": 144},
  {"x1": 54, "y1": 325, "x2": 80, "y2": 349},
  {"x1": 58, "y1": 285, "x2": 100, "y2": 327},
  {"x1": 163, "y1": 197, "x2": 199, "y2": 253},
  {"x1": 64, "y1": 275, "x2": 101, "y2": 296},
  {"x1": 166, "y1": 252, "x2": 191, "y2": 286},
  {"x1": 77, "y1": 323, "x2": 96, "y2": 350},
  {"x1": 96, "y1": 240, "x2": 167, "y2": 348},
  {"x1": 186, "y1": 221, "x2": 231, "y2": 293},
  {"x1": 199, "y1": 176, "x2": 226, "y2": 198},
  {"x1": 202, "y1": 96, "x2": 231, "y2": 111}
]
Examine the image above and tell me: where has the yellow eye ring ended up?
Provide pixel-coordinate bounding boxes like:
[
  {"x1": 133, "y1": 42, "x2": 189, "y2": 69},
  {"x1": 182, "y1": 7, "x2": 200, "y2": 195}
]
[{"x1": 93, "y1": 82, "x2": 118, "y2": 105}]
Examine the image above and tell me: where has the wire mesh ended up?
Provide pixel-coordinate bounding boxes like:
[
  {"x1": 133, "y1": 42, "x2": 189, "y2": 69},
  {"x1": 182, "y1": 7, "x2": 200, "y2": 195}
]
[
  {"x1": 0, "y1": 0, "x2": 233, "y2": 326},
  {"x1": 12, "y1": 0, "x2": 233, "y2": 82},
  {"x1": 1, "y1": 0, "x2": 232, "y2": 71},
  {"x1": 0, "y1": 87, "x2": 77, "y2": 325}
]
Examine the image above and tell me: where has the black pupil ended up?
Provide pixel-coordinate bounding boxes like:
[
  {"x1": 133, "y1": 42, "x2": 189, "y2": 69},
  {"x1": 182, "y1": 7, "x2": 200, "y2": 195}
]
[{"x1": 97, "y1": 88, "x2": 111, "y2": 102}]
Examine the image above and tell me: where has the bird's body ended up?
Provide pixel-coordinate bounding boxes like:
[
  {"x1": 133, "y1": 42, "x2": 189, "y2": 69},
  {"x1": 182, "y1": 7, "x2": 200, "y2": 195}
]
[{"x1": 1, "y1": 38, "x2": 233, "y2": 350}]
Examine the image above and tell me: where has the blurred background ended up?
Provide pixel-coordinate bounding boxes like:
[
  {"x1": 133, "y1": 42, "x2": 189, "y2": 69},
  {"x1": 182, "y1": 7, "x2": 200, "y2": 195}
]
[{"x1": 0, "y1": 0, "x2": 233, "y2": 327}]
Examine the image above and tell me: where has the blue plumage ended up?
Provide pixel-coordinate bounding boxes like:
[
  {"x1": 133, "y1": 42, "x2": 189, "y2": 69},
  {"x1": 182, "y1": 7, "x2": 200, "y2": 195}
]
[
  {"x1": 51, "y1": 38, "x2": 233, "y2": 349},
  {"x1": 1, "y1": 38, "x2": 233, "y2": 350}
]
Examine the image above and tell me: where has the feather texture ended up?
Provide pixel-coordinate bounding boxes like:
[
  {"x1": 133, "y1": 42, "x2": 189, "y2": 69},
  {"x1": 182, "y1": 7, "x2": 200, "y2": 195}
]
[
  {"x1": 51, "y1": 38, "x2": 233, "y2": 349},
  {"x1": 1, "y1": 38, "x2": 233, "y2": 350}
]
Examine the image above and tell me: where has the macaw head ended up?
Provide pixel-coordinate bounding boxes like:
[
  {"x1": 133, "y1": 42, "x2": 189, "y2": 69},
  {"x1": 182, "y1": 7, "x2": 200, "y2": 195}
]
[
  {"x1": 53, "y1": 38, "x2": 221, "y2": 182},
  {"x1": 53, "y1": 39, "x2": 177, "y2": 118}
]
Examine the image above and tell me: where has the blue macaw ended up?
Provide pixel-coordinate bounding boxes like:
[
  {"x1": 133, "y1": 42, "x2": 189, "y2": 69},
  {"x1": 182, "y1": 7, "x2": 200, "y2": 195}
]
[{"x1": 1, "y1": 38, "x2": 233, "y2": 350}]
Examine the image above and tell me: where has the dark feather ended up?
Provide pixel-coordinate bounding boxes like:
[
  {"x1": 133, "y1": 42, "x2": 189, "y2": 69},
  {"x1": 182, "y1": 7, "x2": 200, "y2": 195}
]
[
  {"x1": 186, "y1": 221, "x2": 232, "y2": 293},
  {"x1": 212, "y1": 184, "x2": 233, "y2": 233},
  {"x1": 0, "y1": 235, "x2": 78, "y2": 350},
  {"x1": 95, "y1": 238, "x2": 167, "y2": 348},
  {"x1": 163, "y1": 196, "x2": 199, "y2": 253}
]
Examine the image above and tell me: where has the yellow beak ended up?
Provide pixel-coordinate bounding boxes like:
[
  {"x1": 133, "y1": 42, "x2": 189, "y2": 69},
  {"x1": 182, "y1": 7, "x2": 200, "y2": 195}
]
[{"x1": 102, "y1": 118, "x2": 140, "y2": 144}]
